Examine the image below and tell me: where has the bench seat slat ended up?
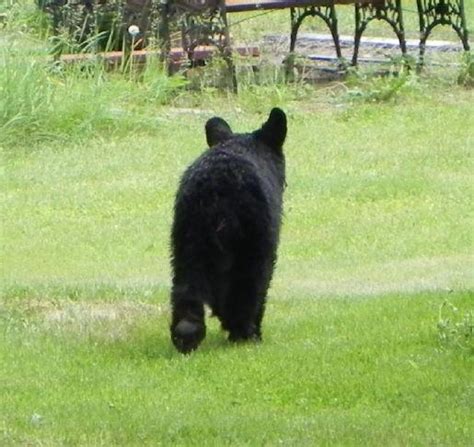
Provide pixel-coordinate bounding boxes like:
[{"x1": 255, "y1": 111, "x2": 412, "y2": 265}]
[{"x1": 225, "y1": 0, "x2": 384, "y2": 13}]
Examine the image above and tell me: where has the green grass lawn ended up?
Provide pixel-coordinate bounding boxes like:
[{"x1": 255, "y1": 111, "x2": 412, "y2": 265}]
[
  {"x1": 2, "y1": 86, "x2": 473, "y2": 444},
  {"x1": 1, "y1": 3, "x2": 474, "y2": 445},
  {"x1": 1, "y1": 291, "x2": 472, "y2": 445},
  {"x1": 3, "y1": 84, "x2": 473, "y2": 291}
]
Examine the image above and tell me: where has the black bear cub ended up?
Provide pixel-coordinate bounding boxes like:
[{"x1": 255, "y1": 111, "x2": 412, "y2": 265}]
[{"x1": 170, "y1": 108, "x2": 287, "y2": 353}]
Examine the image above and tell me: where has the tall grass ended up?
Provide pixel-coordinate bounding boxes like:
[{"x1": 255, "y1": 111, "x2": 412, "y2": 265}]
[
  {"x1": 0, "y1": 41, "x2": 188, "y2": 147},
  {"x1": 1, "y1": 47, "x2": 103, "y2": 143}
]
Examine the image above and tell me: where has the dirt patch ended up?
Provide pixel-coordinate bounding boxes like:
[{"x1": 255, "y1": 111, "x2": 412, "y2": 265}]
[
  {"x1": 0, "y1": 299, "x2": 166, "y2": 340},
  {"x1": 45, "y1": 301, "x2": 163, "y2": 325},
  {"x1": 42, "y1": 301, "x2": 165, "y2": 340}
]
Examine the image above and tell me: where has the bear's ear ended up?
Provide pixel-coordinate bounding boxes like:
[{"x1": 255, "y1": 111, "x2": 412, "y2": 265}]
[
  {"x1": 255, "y1": 108, "x2": 287, "y2": 150},
  {"x1": 205, "y1": 117, "x2": 233, "y2": 147}
]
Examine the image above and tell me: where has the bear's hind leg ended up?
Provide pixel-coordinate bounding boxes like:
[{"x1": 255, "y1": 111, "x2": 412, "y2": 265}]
[
  {"x1": 222, "y1": 273, "x2": 264, "y2": 343},
  {"x1": 223, "y1": 254, "x2": 273, "y2": 343},
  {"x1": 170, "y1": 284, "x2": 206, "y2": 354}
]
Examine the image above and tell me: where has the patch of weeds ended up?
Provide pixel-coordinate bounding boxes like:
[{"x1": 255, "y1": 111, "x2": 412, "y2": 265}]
[
  {"x1": 181, "y1": 52, "x2": 313, "y2": 108},
  {"x1": 135, "y1": 53, "x2": 189, "y2": 105},
  {"x1": 183, "y1": 56, "x2": 228, "y2": 91},
  {"x1": 437, "y1": 300, "x2": 473, "y2": 353},
  {"x1": 457, "y1": 52, "x2": 473, "y2": 88},
  {"x1": 345, "y1": 59, "x2": 419, "y2": 104}
]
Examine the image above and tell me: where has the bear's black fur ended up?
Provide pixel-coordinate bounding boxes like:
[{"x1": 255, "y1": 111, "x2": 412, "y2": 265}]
[{"x1": 170, "y1": 108, "x2": 287, "y2": 353}]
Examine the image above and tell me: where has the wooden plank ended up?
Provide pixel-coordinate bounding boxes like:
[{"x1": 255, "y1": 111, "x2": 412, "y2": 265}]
[{"x1": 59, "y1": 45, "x2": 260, "y2": 65}]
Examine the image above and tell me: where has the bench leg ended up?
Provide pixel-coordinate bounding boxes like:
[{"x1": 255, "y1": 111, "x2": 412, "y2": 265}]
[
  {"x1": 179, "y1": 5, "x2": 237, "y2": 92},
  {"x1": 158, "y1": 2, "x2": 172, "y2": 75},
  {"x1": 219, "y1": 6, "x2": 238, "y2": 93},
  {"x1": 353, "y1": 0, "x2": 406, "y2": 66},
  {"x1": 416, "y1": 0, "x2": 470, "y2": 68},
  {"x1": 287, "y1": 5, "x2": 342, "y2": 79}
]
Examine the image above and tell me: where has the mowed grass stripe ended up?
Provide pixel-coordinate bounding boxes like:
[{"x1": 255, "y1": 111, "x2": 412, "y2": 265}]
[{"x1": 3, "y1": 91, "x2": 473, "y2": 292}]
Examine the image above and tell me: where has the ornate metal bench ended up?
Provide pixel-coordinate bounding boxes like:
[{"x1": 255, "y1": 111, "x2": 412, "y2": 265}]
[
  {"x1": 159, "y1": 0, "x2": 236, "y2": 87},
  {"x1": 417, "y1": 0, "x2": 470, "y2": 64},
  {"x1": 159, "y1": 0, "x2": 469, "y2": 90},
  {"x1": 40, "y1": 0, "x2": 470, "y2": 90},
  {"x1": 224, "y1": 0, "x2": 407, "y2": 66},
  {"x1": 225, "y1": 0, "x2": 470, "y2": 63}
]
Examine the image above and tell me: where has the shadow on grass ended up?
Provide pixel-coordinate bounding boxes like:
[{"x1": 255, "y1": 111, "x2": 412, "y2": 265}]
[
  {"x1": 107, "y1": 315, "x2": 262, "y2": 361},
  {"x1": 1, "y1": 286, "x2": 265, "y2": 363}
]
